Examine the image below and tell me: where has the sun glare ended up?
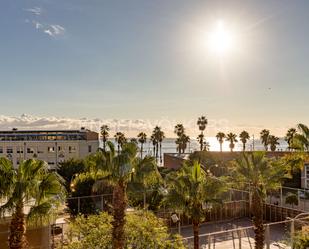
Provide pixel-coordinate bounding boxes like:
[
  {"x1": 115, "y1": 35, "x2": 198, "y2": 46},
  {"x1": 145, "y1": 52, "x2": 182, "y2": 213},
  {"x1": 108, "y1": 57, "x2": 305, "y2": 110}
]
[{"x1": 207, "y1": 20, "x2": 235, "y2": 56}]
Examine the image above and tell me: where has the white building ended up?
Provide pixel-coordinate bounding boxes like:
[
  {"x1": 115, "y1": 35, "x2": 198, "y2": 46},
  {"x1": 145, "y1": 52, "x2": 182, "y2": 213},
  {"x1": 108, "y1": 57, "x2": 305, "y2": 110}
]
[{"x1": 0, "y1": 128, "x2": 99, "y2": 169}]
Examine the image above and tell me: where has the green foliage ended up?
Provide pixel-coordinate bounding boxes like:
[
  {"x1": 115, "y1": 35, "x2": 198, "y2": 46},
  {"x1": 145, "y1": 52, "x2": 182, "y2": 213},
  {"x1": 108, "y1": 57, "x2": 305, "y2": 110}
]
[
  {"x1": 293, "y1": 231, "x2": 309, "y2": 249},
  {"x1": 57, "y1": 158, "x2": 86, "y2": 191},
  {"x1": 232, "y1": 152, "x2": 288, "y2": 198},
  {"x1": 165, "y1": 161, "x2": 226, "y2": 223},
  {"x1": 285, "y1": 192, "x2": 298, "y2": 206},
  {"x1": 0, "y1": 158, "x2": 65, "y2": 225},
  {"x1": 63, "y1": 211, "x2": 185, "y2": 249},
  {"x1": 67, "y1": 172, "x2": 97, "y2": 216}
]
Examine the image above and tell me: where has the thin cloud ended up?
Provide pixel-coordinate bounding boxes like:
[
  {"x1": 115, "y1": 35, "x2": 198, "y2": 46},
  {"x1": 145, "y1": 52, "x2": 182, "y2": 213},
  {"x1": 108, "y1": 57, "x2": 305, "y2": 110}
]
[
  {"x1": 24, "y1": 7, "x2": 66, "y2": 38},
  {"x1": 24, "y1": 7, "x2": 42, "y2": 16},
  {"x1": 44, "y1": 25, "x2": 65, "y2": 37},
  {"x1": 32, "y1": 20, "x2": 43, "y2": 30}
]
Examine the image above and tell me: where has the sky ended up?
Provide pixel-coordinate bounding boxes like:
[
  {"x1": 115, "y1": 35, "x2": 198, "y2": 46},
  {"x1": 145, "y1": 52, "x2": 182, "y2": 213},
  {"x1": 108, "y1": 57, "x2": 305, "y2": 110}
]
[{"x1": 0, "y1": 0, "x2": 308, "y2": 137}]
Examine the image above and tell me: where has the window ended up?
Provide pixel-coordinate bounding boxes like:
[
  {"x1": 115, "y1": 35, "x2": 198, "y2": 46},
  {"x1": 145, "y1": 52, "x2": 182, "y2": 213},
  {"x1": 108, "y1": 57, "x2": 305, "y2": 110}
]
[
  {"x1": 0, "y1": 147, "x2": 3, "y2": 153},
  {"x1": 48, "y1": 147, "x2": 55, "y2": 153},
  {"x1": 48, "y1": 162, "x2": 55, "y2": 165},
  {"x1": 38, "y1": 149, "x2": 44, "y2": 154},
  {"x1": 88, "y1": 145, "x2": 92, "y2": 153},
  {"x1": 17, "y1": 148, "x2": 23, "y2": 154},
  {"x1": 69, "y1": 146, "x2": 76, "y2": 153},
  {"x1": 27, "y1": 148, "x2": 34, "y2": 154},
  {"x1": 7, "y1": 147, "x2": 13, "y2": 153}
]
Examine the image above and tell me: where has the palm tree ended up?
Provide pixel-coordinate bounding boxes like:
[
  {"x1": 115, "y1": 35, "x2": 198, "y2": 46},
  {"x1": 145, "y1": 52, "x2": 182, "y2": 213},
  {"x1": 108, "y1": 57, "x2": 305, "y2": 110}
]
[
  {"x1": 285, "y1": 128, "x2": 296, "y2": 151},
  {"x1": 226, "y1": 133, "x2": 238, "y2": 152},
  {"x1": 137, "y1": 132, "x2": 147, "y2": 158},
  {"x1": 0, "y1": 158, "x2": 65, "y2": 249},
  {"x1": 100, "y1": 125, "x2": 109, "y2": 151},
  {"x1": 165, "y1": 161, "x2": 225, "y2": 249},
  {"x1": 114, "y1": 132, "x2": 127, "y2": 153},
  {"x1": 233, "y1": 152, "x2": 286, "y2": 249},
  {"x1": 197, "y1": 134, "x2": 204, "y2": 151},
  {"x1": 260, "y1": 129, "x2": 270, "y2": 151},
  {"x1": 239, "y1": 131, "x2": 250, "y2": 151},
  {"x1": 268, "y1": 135, "x2": 280, "y2": 152},
  {"x1": 180, "y1": 134, "x2": 190, "y2": 153},
  {"x1": 89, "y1": 142, "x2": 158, "y2": 249},
  {"x1": 197, "y1": 116, "x2": 208, "y2": 151},
  {"x1": 174, "y1": 124, "x2": 187, "y2": 154},
  {"x1": 216, "y1": 132, "x2": 225, "y2": 152},
  {"x1": 294, "y1": 124, "x2": 309, "y2": 151},
  {"x1": 203, "y1": 141, "x2": 210, "y2": 151},
  {"x1": 158, "y1": 130, "x2": 165, "y2": 163},
  {"x1": 152, "y1": 126, "x2": 165, "y2": 163},
  {"x1": 150, "y1": 134, "x2": 157, "y2": 157}
]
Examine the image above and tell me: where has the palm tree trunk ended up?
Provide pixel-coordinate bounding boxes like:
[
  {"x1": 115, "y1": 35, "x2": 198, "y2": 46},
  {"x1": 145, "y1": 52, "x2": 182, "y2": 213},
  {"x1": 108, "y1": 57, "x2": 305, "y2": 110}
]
[
  {"x1": 251, "y1": 191, "x2": 264, "y2": 249},
  {"x1": 159, "y1": 142, "x2": 162, "y2": 163},
  {"x1": 155, "y1": 143, "x2": 159, "y2": 162},
  {"x1": 9, "y1": 202, "x2": 28, "y2": 249},
  {"x1": 112, "y1": 181, "x2": 127, "y2": 249},
  {"x1": 103, "y1": 140, "x2": 106, "y2": 152},
  {"x1": 243, "y1": 143, "x2": 245, "y2": 151},
  {"x1": 220, "y1": 142, "x2": 223, "y2": 152},
  {"x1": 193, "y1": 221, "x2": 199, "y2": 249},
  {"x1": 140, "y1": 143, "x2": 143, "y2": 158}
]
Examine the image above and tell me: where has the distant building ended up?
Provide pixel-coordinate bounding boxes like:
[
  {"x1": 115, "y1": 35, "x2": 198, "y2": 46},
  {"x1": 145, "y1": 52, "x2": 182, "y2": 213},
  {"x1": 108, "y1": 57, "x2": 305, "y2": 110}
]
[{"x1": 0, "y1": 128, "x2": 99, "y2": 169}]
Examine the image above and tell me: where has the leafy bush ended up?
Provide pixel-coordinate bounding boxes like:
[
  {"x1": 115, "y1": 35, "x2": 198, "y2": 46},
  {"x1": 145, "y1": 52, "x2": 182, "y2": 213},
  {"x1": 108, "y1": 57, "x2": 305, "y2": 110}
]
[
  {"x1": 293, "y1": 231, "x2": 309, "y2": 249},
  {"x1": 63, "y1": 211, "x2": 185, "y2": 249}
]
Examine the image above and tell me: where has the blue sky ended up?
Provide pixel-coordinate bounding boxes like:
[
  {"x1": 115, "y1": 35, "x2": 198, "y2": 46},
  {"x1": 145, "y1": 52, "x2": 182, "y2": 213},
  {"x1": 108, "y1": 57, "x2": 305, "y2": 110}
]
[{"x1": 0, "y1": 0, "x2": 308, "y2": 136}]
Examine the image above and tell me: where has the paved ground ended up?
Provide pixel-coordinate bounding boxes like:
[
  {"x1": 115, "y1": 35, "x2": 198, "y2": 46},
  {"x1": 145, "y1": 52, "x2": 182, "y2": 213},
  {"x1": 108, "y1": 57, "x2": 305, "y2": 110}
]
[{"x1": 171, "y1": 218, "x2": 291, "y2": 249}]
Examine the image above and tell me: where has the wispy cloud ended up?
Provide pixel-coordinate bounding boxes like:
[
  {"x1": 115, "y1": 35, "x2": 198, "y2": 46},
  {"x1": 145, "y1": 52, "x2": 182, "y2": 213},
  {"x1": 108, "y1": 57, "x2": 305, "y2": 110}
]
[
  {"x1": 44, "y1": 25, "x2": 65, "y2": 37},
  {"x1": 24, "y1": 7, "x2": 66, "y2": 38},
  {"x1": 24, "y1": 7, "x2": 42, "y2": 16}
]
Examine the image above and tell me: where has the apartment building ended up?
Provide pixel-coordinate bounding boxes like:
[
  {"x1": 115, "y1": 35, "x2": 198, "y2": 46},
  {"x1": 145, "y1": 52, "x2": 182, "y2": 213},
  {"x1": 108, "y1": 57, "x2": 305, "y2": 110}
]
[{"x1": 0, "y1": 128, "x2": 99, "y2": 169}]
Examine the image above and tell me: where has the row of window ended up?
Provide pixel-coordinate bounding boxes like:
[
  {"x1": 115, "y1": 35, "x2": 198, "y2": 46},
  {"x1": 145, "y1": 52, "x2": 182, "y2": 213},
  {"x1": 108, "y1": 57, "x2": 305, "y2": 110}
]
[{"x1": 0, "y1": 146, "x2": 78, "y2": 154}]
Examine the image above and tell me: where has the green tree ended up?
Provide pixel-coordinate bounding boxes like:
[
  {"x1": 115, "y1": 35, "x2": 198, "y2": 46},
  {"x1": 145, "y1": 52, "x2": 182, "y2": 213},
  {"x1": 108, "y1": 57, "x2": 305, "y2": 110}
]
[
  {"x1": 239, "y1": 131, "x2": 250, "y2": 151},
  {"x1": 260, "y1": 129, "x2": 270, "y2": 151},
  {"x1": 114, "y1": 132, "x2": 127, "y2": 153},
  {"x1": 285, "y1": 128, "x2": 297, "y2": 151},
  {"x1": 232, "y1": 152, "x2": 287, "y2": 249},
  {"x1": 268, "y1": 135, "x2": 280, "y2": 152},
  {"x1": 285, "y1": 192, "x2": 298, "y2": 208},
  {"x1": 216, "y1": 132, "x2": 226, "y2": 152},
  {"x1": 197, "y1": 116, "x2": 208, "y2": 151},
  {"x1": 100, "y1": 125, "x2": 110, "y2": 151},
  {"x1": 293, "y1": 124, "x2": 309, "y2": 151},
  {"x1": 137, "y1": 132, "x2": 147, "y2": 158},
  {"x1": 57, "y1": 158, "x2": 86, "y2": 192},
  {"x1": 174, "y1": 124, "x2": 190, "y2": 154},
  {"x1": 150, "y1": 134, "x2": 157, "y2": 157},
  {"x1": 174, "y1": 124, "x2": 185, "y2": 137},
  {"x1": 128, "y1": 155, "x2": 160, "y2": 209},
  {"x1": 226, "y1": 133, "x2": 238, "y2": 152},
  {"x1": 165, "y1": 161, "x2": 225, "y2": 249},
  {"x1": 64, "y1": 211, "x2": 185, "y2": 249},
  {"x1": 0, "y1": 158, "x2": 65, "y2": 249},
  {"x1": 88, "y1": 142, "x2": 159, "y2": 249},
  {"x1": 152, "y1": 126, "x2": 165, "y2": 163}
]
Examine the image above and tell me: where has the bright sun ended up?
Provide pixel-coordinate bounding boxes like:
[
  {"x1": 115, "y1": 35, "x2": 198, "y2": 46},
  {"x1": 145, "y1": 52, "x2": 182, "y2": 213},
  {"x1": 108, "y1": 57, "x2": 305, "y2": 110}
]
[{"x1": 207, "y1": 20, "x2": 235, "y2": 56}]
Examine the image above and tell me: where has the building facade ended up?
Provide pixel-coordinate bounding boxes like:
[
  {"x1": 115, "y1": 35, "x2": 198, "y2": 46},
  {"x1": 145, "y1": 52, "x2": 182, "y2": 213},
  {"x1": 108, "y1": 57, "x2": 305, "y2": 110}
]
[{"x1": 0, "y1": 128, "x2": 99, "y2": 169}]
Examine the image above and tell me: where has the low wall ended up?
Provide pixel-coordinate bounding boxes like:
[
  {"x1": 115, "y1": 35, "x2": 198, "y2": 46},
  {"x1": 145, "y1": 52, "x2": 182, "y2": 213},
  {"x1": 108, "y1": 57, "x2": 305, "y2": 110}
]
[{"x1": 0, "y1": 218, "x2": 49, "y2": 249}]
